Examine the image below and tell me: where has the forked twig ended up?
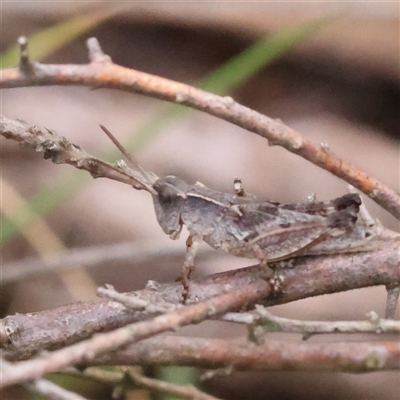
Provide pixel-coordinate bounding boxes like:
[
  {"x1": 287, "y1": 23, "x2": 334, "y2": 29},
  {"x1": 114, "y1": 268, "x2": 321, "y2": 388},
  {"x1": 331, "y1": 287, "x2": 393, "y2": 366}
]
[
  {"x1": 222, "y1": 306, "x2": 400, "y2": 340},
  {"x1": 0, "y1": 117, "x2": 154, "y2": 193}
]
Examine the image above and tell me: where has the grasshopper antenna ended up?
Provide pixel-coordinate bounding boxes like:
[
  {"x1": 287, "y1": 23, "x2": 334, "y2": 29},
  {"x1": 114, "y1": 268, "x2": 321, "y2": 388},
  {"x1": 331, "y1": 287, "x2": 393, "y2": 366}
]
[{"x1": 99, "y1": 124, "x2": 157, "y2": 195}]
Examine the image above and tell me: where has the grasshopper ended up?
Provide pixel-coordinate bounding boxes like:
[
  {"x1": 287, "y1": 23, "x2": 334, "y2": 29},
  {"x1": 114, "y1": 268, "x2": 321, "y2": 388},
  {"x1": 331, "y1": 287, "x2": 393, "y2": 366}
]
[{"x1": 100, "y1": 126, "x2": 375, "y2": 301}]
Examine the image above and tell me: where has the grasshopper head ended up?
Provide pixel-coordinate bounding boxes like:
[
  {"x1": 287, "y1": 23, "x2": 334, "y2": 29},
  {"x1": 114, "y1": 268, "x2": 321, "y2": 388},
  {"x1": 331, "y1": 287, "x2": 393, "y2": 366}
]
[{"x1": 152, "y1": 175, "x2": 190, "y2": 239}]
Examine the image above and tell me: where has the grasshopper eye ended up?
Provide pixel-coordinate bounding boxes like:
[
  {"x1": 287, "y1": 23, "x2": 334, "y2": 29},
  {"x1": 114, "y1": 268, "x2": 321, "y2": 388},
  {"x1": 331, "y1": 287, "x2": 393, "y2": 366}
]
[
  {"x1": 154, "y1": 177, "x2": 187, "y2": 203},
  {"x1": 333, "y1": 193, "x2": 361, "y2": 212},
  {"x1": 154, "y1": 182, "x2": 178, "y2": 204},
  {"x1": 159, "y1": 192, "x2": 175, "y2": 206}
]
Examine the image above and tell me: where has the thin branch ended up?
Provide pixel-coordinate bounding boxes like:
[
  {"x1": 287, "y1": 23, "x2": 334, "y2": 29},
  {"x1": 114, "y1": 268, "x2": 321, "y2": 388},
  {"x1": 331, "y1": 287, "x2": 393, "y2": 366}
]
[
  {"x1": 222, "y1": 306, "x2": 400, "y2": 340},
  {"x1": 62, "y1": 366, "x2": 130, "y2": 394},
  {"x1": 1, "y1": 37, "x2": 399, "y2": 219},
  {"x1": 87, "y1": 36, "x2": 112, "y2": 64},
  {"x1": 0, "y1": 279, "x2": 272, "y2": 388},
  {"x1": 97, "y1": 284, "x2": 175, "y2": 313},
  {"x1": 128, "y1": 369, "x2": 221, "y2": 400},
  {"x1": 0, "y1": 117, "x2": 152, "y2": 192},
  {"x1": 2, "y1": 236, "x2": 399, "y2": 361},
  {"x1": 91, "y1": 335, "x2": 400, "y2": 372},
  {"x1": 1, "y1": 358, "x2": 89, "y2": 400},
  {"x1": 25, "y1": 381, "x2": 89, "y2": 400},
  {"x1": 65, "y1": 366, "x2": 221, "y2": 400},
  {"x1": 2, "y1": 240, "x2": 215, "y2": 284}
]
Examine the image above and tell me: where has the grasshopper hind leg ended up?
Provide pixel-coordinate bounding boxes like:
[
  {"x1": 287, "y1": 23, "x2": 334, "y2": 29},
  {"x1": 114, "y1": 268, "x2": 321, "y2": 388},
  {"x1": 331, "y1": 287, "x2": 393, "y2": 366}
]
[{"x1": 252, "y1": 244, "x2": 286, "y2": 295}]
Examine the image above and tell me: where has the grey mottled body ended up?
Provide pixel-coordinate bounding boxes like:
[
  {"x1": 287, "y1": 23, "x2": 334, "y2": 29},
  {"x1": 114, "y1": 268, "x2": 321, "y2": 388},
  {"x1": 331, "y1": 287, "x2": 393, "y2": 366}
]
[
  {"x1": 152, "y1": 176, "x2": 369, "y2": 300},
  {"x1": 100, "y1": 125, "x2": 373, "y2": 301}
]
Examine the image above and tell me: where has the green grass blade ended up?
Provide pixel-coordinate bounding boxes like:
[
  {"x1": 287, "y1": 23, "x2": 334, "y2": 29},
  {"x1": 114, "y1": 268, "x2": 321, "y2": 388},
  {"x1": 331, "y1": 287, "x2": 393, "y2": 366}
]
[{"x1": 199, "y1": 17, "x2": 328, "y2": 93}]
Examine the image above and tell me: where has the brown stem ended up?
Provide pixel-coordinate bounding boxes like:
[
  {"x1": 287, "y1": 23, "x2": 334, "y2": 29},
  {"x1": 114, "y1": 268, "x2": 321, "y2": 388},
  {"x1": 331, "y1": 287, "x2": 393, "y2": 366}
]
[
  {"x1": 92, "y1": 336, "x2": 400, "y2": 373},
  {"x1": 222, "y1": 307, "x2": 400, "y2": 336},
  {"x1": 65, "y1": 366, "x2": 221, "y2": 400},
  {"x1": 0, "y1": 117, "x2": 152, "y2": 192},
  {"x1": 0, "y1": 280, "x2": 271, "y2": 388},
  {"x1": 128, "y1": 369, "x2": 221, "y2": 400},
  {"x1": 2, "y1": 235, "x2": 399, "y2": 361}
]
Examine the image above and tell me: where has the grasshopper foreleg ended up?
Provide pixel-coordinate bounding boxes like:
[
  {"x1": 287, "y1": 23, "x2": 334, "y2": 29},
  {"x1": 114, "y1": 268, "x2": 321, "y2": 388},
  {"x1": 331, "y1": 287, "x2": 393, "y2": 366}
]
[{"x1": 178, "y1": 234, "x2": 203, "y2": 303}]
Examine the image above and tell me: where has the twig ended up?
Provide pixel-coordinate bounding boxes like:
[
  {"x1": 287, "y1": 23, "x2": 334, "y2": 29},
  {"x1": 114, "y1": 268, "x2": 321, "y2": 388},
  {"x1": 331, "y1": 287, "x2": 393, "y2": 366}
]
[
  {"x1": 2, "y1": 237, "x2": 399, "y2": 361},
  {"x1": 0, "y1": 117, "x2": 150, "y2": 192},
  {"x1": 97, "y1": 284, "x2": 175, "y2": 313},
  {"x1": 128, "y1": 369, "x2": 221, "y2": 400},
  {"x1": 2, "y1": 240, "x2": 214, "y2": 285},
  {"x1": 25, "y1": 380, "x2": 89, "y2": 400},
  {"x1": 90, "y1": 335, "x2": 400, "y2": 372},
  {"x1": 222, "y1": 306, "x2": 400, "y2": 340},
  {"x1": 1, "y1": 37, "x2": 399, "y2": 219},
  {"x1": 65, "y1": 366, "x2": 221, "y2": 400},
  {"x1": 0, "y1": 279, "x2": 272, "y2": 388},
  {"x1": 1, "y1": 358, "x2": 88, "y2": 400}
]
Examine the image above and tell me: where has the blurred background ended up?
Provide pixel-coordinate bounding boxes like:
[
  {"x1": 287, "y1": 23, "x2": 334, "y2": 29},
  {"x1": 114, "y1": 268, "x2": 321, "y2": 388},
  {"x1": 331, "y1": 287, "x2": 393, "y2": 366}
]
[{"x1": 1, "y1": 2, "x2": 399, "y2": 399}]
